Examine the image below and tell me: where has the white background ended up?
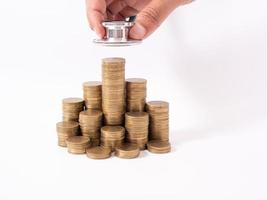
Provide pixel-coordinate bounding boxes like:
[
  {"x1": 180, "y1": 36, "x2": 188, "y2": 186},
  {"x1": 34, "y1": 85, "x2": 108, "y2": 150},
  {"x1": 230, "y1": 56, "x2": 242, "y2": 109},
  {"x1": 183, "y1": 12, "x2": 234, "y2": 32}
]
[{"x1": 0, "y1": 0, "x2": 267, "y2": 199}]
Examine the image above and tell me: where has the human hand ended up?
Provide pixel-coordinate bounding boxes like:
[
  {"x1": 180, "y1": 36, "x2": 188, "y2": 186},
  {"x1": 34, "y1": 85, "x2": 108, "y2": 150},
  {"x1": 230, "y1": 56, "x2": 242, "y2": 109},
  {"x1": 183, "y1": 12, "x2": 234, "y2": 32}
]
[{"x1": 86, "y1": 0, "x2": 193, "y2": 39}]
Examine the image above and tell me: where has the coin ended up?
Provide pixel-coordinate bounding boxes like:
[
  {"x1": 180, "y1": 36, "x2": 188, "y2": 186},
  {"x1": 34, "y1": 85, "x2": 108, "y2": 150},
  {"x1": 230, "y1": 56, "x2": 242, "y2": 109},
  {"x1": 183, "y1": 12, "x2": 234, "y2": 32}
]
[
  {"x1": 62, "y1": 97, "x2": 84, "y2": 122},
  {"x1": 125, "y1": 112, "x2": 149, "y2": 149},
  {"x1": 86, "y1": 146, "x2": 111, "y2": 159},
  {"x1": 83, "y1": 81, "x2": 102, "y2": 110},
  {"x1": 126, "y1": 78, "x2": 147, "y2": 112},
  {"x1": 115, "y1": 143, "x2": 140, "y2": 159},
  {"x1": 79, "y1": 110, "x2": 102, "y2": 140},
  {"x1": 102, "y1": 57, "x2": 125, "y2": 125},
  {"x1": 146, "y1": 101, "x2": 169, "y2": 141},
  {"x1": 100, "y1": 126, "x2": 125, "y2": 151},
  {"x1": 147, "y1": 140, "x2": 171, "y2": 154},
  {"x1": 56, "y1": 121, "x2": 79, "y2": 147},
  {"x1": 66, "y1": 136, "x2": 90, "y2": 154}
]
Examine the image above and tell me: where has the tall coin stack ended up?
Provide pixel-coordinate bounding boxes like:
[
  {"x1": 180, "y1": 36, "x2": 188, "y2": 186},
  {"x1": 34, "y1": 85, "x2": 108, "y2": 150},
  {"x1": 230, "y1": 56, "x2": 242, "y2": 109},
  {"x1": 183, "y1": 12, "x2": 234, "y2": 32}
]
[
  {"x1": 79, "y1": 110, "x2": 103, "y2": 146},
  {"x1": 126, "y1": 78, "x2": 147, "y2": 112},
  {"x1": 56, "y1": 121, "x2": 79, "y2": 147},
  {"x1": 125, "y1": 112, "x2": 149, "y2": 150},
  {"x1": 102, "y1": 58, "x2": 125, "y2": 125},
  {"x1": 83, "y1": 81, "x2": 102, "y2": 110},
  {"x1": 62, "y1": 98, "x2": 84, "y2": 122},
  {"x1": 100, "y1": 126, "x2": 125, "y2": 151},
  {"x1": 146, "y1": 101, "x2": 169, "y2": 141}
]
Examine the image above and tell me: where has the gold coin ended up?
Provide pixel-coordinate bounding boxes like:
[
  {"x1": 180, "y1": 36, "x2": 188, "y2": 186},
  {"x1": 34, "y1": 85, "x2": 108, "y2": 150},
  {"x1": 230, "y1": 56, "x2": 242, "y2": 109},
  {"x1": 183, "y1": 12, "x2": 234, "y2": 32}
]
[
  {"x1": 86, "y1": 146, "x2": 111, "y2": 159},
  {"x1": 126, "y1": 78, "x2": 147, "y2": 84},
  {"x1": 66, "y1": 136, "x2": 90, "y2": 145},
  {"x1": 79, "y1": 110, "x2": 102, "y2": 118},
  {"x1": 115, "y1": 143, "x2": 140, "y2": 159},
  {"x1": 83, "y1": 81, "x2": 102, "y2": 87},
  {"x1": 101, "y1": 126, "x2": 125, "y2": 138},
  {"x1": 56, "y1": 121, "x2": 79, "y2": 129},
  {"x1": 62, "y1": 97, "x2": 84, "y2": 105},
  {"x1": 147, "y1": 140, "x2": 171, "y2": 154}
]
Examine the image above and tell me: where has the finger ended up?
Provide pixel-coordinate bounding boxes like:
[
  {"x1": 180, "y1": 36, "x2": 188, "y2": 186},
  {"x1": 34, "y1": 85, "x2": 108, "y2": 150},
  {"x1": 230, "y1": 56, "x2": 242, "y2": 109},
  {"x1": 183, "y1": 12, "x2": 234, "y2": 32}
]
[
  {"x1": 86, "y1": 0, "x2": 106, "y2": 38},
  {"x1": 129, "y1": 0, "x2": 179, "y2": 39},
  {"x1": 126, "y1": 0, "x2": 152, "y2": 10},
  {"x1": 119, "y1": 6, "x2": 139, "y2": 18},
  {"x1": 108, "y1": 0, "x2": 127, "y2": 15},
  {"x1": 113, "y1": 13, "x2": 126, "y2": 21},
  {"x1": 106, "y1": 0, "x2": 115, "y2": 6}
]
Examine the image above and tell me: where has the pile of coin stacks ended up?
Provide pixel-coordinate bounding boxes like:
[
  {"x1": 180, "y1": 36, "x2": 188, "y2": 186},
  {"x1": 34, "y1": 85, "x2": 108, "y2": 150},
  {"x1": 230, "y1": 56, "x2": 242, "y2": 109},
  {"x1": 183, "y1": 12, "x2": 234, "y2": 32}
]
[
  {"x1": 102, "y1": 58, "x2": 125, "y2": 125},
  {"x1": 79, "y1": 110, "x2": 103, "y2": 146},
  {"x1": 125, "y1": 112, "x2": 149, "y2": 150},
  {"x1": 146, "y1": 101, "x2": 169, "y2": 141},
  {"x1": 126, "y1": 78, "x2": 147, "y2": 112},
  {"x1": 62, "y1": 98, "x2": 84, "y2": 122},
  {"x1": 100, "y1": 126, "x2": 125, "y2": 151},
  {"x1": 56, "y1": 57, "x2": 172, "y2": 160},
  {"x1": 56, "y1": 121, "x2": 79, "y2": 147},
  {"x1": 83, "y1": 81, "x2": 102, "y2": 110}
]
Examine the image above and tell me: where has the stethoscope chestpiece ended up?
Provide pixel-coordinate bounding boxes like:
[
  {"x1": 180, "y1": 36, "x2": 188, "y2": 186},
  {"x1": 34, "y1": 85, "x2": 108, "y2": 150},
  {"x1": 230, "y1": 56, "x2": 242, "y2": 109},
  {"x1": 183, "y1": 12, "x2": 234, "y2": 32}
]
[{"x1": 93, "y1": 21, "x2": 142, "y2": 47}]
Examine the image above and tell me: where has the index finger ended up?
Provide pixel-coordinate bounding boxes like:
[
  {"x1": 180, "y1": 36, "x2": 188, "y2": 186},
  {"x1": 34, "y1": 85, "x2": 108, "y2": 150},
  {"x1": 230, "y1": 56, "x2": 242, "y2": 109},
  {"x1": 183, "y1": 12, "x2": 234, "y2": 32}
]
[{"x1": 86, "y1": 0, "x2": 108, "y2": 38}]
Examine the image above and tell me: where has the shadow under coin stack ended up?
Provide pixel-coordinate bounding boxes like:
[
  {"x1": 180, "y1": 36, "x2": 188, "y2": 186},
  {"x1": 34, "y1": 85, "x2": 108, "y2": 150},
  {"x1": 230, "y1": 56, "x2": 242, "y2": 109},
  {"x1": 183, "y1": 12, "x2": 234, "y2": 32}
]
[
  {"x1": 83, "y1": 81, "x2": 102, "y2": 110},
  {"x1": 125, "y1": 112, "x2": 149, "y2": 150},
  {"x1": 62, "y1": 98, "x2": 84, "y2": 122},
  {"x1": 79, "y1": 110, "x2": 102, "y2": 146},
  {"x1": 56, "y1": 121, "x2": 79, "y2": 147},
  {"x1": 100, "y1": 126, "x2": 125, "y2": 151},
  {"x1": 102, "y1": 58, "x2": 125, "y2": 125},
  {"x1": 126, "y1": 78, "x2": 147, "y2": 112}
]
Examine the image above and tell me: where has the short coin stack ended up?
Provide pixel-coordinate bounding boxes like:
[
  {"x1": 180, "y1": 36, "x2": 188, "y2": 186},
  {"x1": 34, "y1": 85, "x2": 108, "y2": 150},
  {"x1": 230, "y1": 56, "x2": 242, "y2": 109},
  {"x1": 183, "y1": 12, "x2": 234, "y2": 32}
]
[
  {"x1": 146, "y1": 101, "x2": 169, "y2": 141},
  {"x1": 147, "y1": 140, "x2": 171, "y2": 154},
  {"x1": 66, "y1": 136, "x2": 90, "y2": 154},
  {"x1": 56, "y1": 121, "x2": 79, "y2": 147},
  {"x1": 125, "y1": 112, "x2": 149, "y2": 150},
  {"x1": 79, "y1": 110, "x2": 102, "y2": 146},
  {"x1": 102, "y1": 58, "x2": 125, "y2": 125},
  {"x1": 100, "y1": 126, "x2": 125, "y2": 151},
  {"x1": 62, "y1": 98, "x2": 84, "y2": 122},
  {"x1": 126, "y1": 78, "x2": 147, "y2": 112},
  {"x1": 115, "y1": 143, "x2": 140, "y2": 159},
  {"x1": 86, "y1": 146, "x2": 111, "y2": 159},
  {"x1": 83, "y1": 81, "x2": 102, "y2": 110}
]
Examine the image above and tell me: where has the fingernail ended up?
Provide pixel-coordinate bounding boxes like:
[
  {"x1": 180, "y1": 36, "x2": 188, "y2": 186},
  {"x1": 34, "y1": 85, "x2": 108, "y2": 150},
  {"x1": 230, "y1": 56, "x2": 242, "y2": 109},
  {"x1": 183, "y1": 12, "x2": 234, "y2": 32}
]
[{"x1": 130, "y1": 23, "x2": 146, "y2": 39}]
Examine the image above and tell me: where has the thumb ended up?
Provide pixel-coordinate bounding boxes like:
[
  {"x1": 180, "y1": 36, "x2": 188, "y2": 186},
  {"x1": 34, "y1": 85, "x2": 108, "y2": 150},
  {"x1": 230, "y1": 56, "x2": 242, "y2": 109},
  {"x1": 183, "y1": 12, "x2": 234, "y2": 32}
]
[{"x1": 129, "y1": 0, "x2": 180, "y2": 40}]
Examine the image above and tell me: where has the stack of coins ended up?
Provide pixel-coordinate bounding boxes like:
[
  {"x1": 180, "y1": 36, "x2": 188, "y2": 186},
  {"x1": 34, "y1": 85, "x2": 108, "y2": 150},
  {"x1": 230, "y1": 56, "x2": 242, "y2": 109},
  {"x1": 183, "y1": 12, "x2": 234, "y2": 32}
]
[
  {"x1": 66, "y1": 136, "x2": 90, "y2": 154},
  {"x1": 62, "y1": 98, "x2": 84, "y2": 122},
  {"x1": 125, "y1": 112, "x2": 149, "y2": 150},
  {"x1": 79, "y1": 110, "x2": 102, "y2": 145},
  {"x1": 147, "y1": 140, "x2": 171, "y2": 154},
  {"x1": 126, "y1": 78, "x2": 147, "y2": 112},
  {"x1": 86, "y1": 146, "x2": 111, "y2": 159},
  {"x1": 115, "y1": 143, "x2": 140, "y2": 159},
  {"x1": 102, "y1": 58, "x2": 125, "y2": 125},
  {"x1": 56, "y1": 121, "x2": 79, "y2": 147},
  {"x1": 146, "y1": 101, "x2": 169, "y2": 141},
  {"x1": 83, "y1": 81, "x2": 102, "y2": 110},
  {"x1": 100, "y1": 126, "x2": 125, "y2": 151}
]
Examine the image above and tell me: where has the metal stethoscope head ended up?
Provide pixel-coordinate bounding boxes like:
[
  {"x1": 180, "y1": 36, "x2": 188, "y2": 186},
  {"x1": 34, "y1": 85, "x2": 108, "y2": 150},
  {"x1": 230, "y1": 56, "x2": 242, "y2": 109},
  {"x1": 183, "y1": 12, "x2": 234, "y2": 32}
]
[{"x1": 93, "y1": 16, "x2": 142, "y2": 47}]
